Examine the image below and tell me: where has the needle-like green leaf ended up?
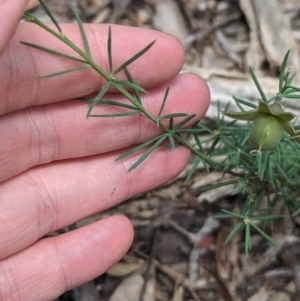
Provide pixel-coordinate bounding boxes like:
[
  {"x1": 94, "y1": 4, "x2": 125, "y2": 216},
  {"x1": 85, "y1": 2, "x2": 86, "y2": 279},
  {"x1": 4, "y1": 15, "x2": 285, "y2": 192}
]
[
  {"x1": 275, "y1": 161, "x2": 293, "y2": 183},
  {"x1": 286, "y1": 72, "x2": 297, "y2": 86},
  {"x1": 249, "y1": 67, "x2": 268, "y2": 103},
  {"x1": 89, "y1": 111, "x2": 140, "y2": 118},
  {"x1": 168, "y1": 134, "x2": 176, "y2": 150},
  {"x1": 158, "y1": 86, "x2": 170, "y2": 118},
  {"x1": 39, "y1": 0, "x2": 61, "y2": 33},
  {"x1": 245, "y1": 225, "x2": 251, "y2": 255},
  {"x1": 283, "y1": 88, "x2": 300, "y2": 94},
  {"x1": 173, "y1": 114, "x2": 197, "y2": 130},
  {"x1": 175, "y1": 128, "x2": 208, "y2": 134},
  {"x1": 250, "y1": 223, "x2": 278, "y2": 248},
  {"x1": 111, "y1": 79, "x2": 147, "y2": 93},
  {"x1": 250, "y1": 215, "x2": 285, "y2": 221},
  {"x1": 113, "y1": 41, "x2": 156, "y2": 76},
  {"x1": 282, "y1": 94, "x2": 300, "y2": 99},
  {"x1": 194, "y1": 179, "x2": 239, "y2": 192},
  {"x1": 73, "y1": 9, "x2": 91, "y2": 58},
  {"x1": 20, "y1": 42, "x2": 87, "y2": 63},
  {"x1": 86, "y1": 99, "x2": 139, "y2": 110},
  {"x1": 279, "y1": 50, "x2": 290, "y2": 91},
  {"x1": 224, "y1": 221, "x2": 244, "y2": 244},
  {"x1": 36, "y1": 65, "x2": 90, "y2": 79},
  {"x1": 124, "y1": 68, "x2": 143, "y2": 104},
  {"x1": 127, "y1": 134, "x2": 167, "y2": 172},
  {"x1": 292, "y1": 207, "x2": 300, "y2": 216},
  {"x1": 233, "y1": 96, "x2": 257, "y2": 109},
  {"x1": 116, "y1": 134, "x2": 166, "y2": 161},
  {"x1": 221, "y1": 209, "x2": 245, "y2": 219},
  {"x1": 108, "y1": 27, "x2": 113, "y2": 73},
  {"x1": 194, "y1": 133, "x2": 204, "y2": 153},
  {"x1": 285, "y1": 85, "x2": 300, "y2": 92},
  {"x1": 87, "y1": 83, "x2": 111, "y2": 117},
  {"x1": 207, "y1": 138, "x2": 219, "y2": 156},
  {"x1": 159, "y1": 113, "x2": 188, "y2": 121},
  {"x1": 184, "y1": 158, "x2": 201, "y2": 183}
]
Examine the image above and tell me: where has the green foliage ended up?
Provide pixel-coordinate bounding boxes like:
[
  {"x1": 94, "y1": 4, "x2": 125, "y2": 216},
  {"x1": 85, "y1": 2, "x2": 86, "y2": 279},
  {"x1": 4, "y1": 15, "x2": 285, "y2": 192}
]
[{"x1": 22, "y1": 0, "x2": 300, "y2": 253}]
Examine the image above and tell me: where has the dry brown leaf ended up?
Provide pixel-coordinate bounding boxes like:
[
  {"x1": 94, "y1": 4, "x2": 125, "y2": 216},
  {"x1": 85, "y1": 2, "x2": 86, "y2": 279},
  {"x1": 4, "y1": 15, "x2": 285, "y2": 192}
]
[
  {"x1": 107, "y1": 258, "x2": 144, "y2": 277},
  {"x1": 172, "y1": 285, "x2": 183, "y2": 301},
  {"x1": 108, "y1": 274, "x2": 144, "y2": 301}
]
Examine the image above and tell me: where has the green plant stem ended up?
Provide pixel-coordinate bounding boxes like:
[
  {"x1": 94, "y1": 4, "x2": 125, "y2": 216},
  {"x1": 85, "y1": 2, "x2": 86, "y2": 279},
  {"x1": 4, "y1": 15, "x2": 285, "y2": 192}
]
[
  {"x1": 23, "y1": 12, "x2": 225, "y2": 171},
  {"x1": 23, "y1": 13, "x2": 111, "y2": 81},
  {"x1": 22, "y1": 4, "x2": 300, "y2": 252}
]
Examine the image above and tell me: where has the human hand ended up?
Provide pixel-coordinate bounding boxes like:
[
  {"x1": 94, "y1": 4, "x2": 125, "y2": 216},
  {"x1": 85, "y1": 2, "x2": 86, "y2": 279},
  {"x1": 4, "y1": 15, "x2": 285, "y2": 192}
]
[{"x1": 0, "y1": 2, "x2": 210, "y2": 300}]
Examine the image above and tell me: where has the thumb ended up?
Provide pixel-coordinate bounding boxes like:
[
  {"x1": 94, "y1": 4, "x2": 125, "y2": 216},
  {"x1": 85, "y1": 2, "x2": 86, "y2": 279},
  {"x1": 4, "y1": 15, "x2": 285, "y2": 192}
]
[{"x1": 0, "y1": 0, "x2": 29, "y2": 56}]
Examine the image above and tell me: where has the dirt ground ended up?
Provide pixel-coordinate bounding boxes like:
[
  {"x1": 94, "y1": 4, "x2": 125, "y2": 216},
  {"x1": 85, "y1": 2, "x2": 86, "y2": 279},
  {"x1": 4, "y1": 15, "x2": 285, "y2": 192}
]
[{"x1": 26, "y1": 0, "x2": 300, "y2": 300}]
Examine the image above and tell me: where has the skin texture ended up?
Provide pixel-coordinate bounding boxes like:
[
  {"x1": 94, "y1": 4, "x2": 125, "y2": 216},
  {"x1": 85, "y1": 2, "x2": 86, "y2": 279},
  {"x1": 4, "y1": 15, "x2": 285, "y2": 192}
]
[{"x1": 0, "y1": 2, "x2": 210, "y2": 300}]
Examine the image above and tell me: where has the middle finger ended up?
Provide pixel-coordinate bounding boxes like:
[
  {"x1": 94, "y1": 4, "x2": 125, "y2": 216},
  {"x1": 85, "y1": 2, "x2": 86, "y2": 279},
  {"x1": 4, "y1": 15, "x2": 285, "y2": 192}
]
[
  {"x1": 0, "y1": 73, "x2": 209, "y2": 182},
  {"x1": 0, "y1": 140, "x2": 191, "y2": 259}
]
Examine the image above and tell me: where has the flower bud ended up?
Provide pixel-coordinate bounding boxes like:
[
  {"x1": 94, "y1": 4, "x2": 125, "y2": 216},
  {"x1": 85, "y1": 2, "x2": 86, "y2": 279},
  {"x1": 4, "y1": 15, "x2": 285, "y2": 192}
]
[{"x1": 250, "y1": 113, "x2": 283, "y2": 151}]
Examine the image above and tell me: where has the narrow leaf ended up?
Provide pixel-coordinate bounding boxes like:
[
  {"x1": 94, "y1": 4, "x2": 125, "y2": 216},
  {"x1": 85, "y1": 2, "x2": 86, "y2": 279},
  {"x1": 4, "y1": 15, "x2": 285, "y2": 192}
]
[
  {"x1": 108, "y1": 27, "x2": 113, "y2": 73},
  {"x1": 111, "y1": 79, "x2": 147, "y2": 93},
  {"x1": 245, "y1": 225, "x2": 251, "y2": 255},
  {"x1": 275, "y1": 161, "x2": 292, "y2": 183},
  {"x1": 224, "y1": 221, "x2": 244, "y2": 244},
  {"x1": 73, "y1": 9, "x2": 91, "y2": 58},
  {"x1": 89, "y1": 111, "x2": 140, "y2": 118},
  {"x1": 206, "y1": 138, "x2": 219, "y2": 156},
  {"x1": 185, "y1": 158, "x2": 201, "y2": 183},
  {"x1": 128, "y1": 135, "x2": 167, "y2": 172},
  {"x1": 173, "y1": 114, "x2": 197, "y2": 130},
  {"x1": 231, "y1": 183, "x2": 246, "y2": 195},
  {"x1": 113, "y1": 40, "x2": 156, "y2": 75},
  {"x1": 194, "y1": 179, "x2": 239, "y2": 192},
  {"x1": 194, "y1": 133, "x2": 204, "y2": 153},
  {"x1": 251, "y1": 215, "x2": 285, "y2": 221},
  {"x1": 292, "y1": 207, "x2": 300, "y2": 216},
  {"x1": 158, "y1": 86, "x2": 170, "y2": 118},
  {"x1": 249, "y1": 67, "x2": 268, "y2": 103},
  {"x1": 176, "y1": 128, "x2": 208, "y2": 134},
  {"x1": 221, "y1": 209, "x2": 244, "y2": 219},
  {"x1": 36, "y1": 65, "x2": 90, "y2": 79},
  {"x1": 279, "y1": 50, "x2": 290, "y2": 91},
  {"x1": 257, "y1": 150, "x2": 269, "y2": 181},
  {"x1": 233, "y1": 96, "x2": 257, "y2": 109},
  {"x1": 267, "y1": 156, "x2": 275, "y2": 188},
  {"x1": 168, "y1": 134, "x2": 176, "y2": 150},
  {"x1": 282, "y1": 93, "x2": 300, "y2": 99},
  {"x1": 39, "y1": 0, "x2": 61, "y2": 32},
  {"x1": 116, "y1": 135, "x2": 165, "y2": 161},
  {"x1": 250, "y1": 223, "x2": 278, "y2": 248},
  {"x1": 124, "y1": 67, "x2": 142, "y2": 104},
  {"x1": 87, "y1": 83, "x2": 111, "y2": 117},
  {"x1": 282, "y1": 88, "x2": 299, "y2": 95},
  {"x1": 169, "y1": 117, "x2": 174, "y2": 129},
  {"x1": 88, "y1": 99, "x2": 139, "y2": 110},
  {"x1": 285, "y1": 85, "x2": 300, "y2": 92},
  {"x1": 286, "y1": 72, "x2": 297, "y2": 86},
  {"x1": 159, "y1": 113, "x2": 188, "y2": 121},
  {"x1": 215, "y1": 214, "x2": 233, "y2": 219},
  {"x1": 20, "y1": 42, "x2": 86, "y2": 63}
]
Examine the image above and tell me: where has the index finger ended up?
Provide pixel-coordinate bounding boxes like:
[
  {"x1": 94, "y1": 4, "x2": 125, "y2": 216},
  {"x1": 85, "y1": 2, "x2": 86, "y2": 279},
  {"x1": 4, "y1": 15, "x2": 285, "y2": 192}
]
[
  {"x1": 0, "y1": 0, "x2": 29, "y2": 55},
  {"x1": 0, "y1": 23, "x2": 185, "y2": 115}
]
